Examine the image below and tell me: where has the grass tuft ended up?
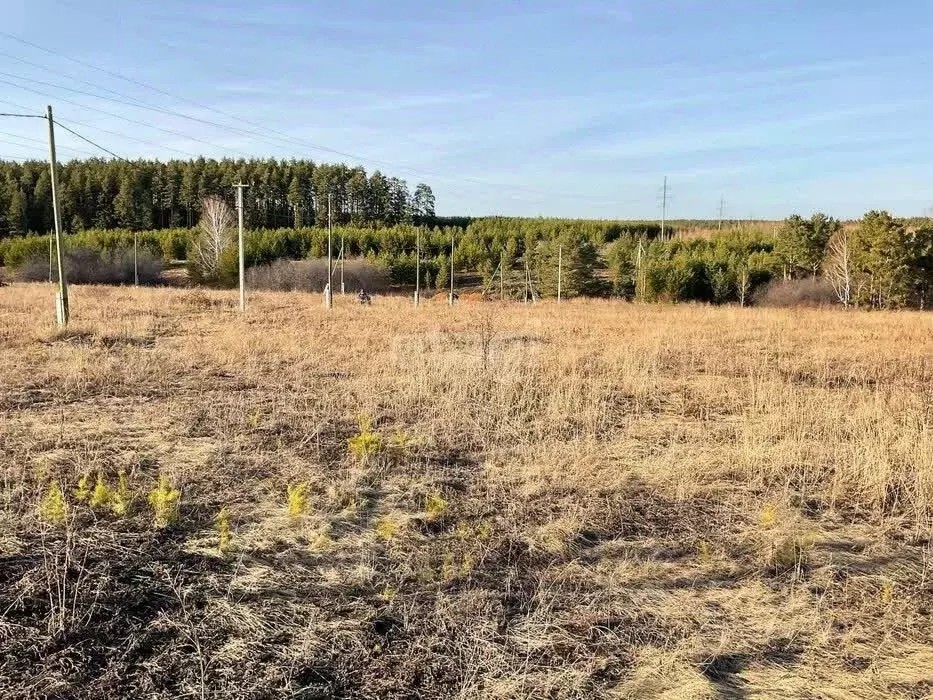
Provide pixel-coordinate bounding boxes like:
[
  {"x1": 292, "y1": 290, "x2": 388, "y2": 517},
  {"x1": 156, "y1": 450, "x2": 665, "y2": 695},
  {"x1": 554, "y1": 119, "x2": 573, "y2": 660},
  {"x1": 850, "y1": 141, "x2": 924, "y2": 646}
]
[
  {"x1": 348, "y1": 416, "x2": 382, "y2": 461},
  {"x1": 286, "y1": 482, "x2": 309, "y2": 518},
  {"x1": 216, "y1": 506, "x2": 232, "y2": 553}
]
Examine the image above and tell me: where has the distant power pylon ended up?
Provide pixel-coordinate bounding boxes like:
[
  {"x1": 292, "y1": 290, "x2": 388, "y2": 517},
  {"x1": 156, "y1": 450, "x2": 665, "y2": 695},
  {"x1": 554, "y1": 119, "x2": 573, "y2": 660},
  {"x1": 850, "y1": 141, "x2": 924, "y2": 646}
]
[{"x1": 718, "y1": 195, "x2": 725, "y2": 231}]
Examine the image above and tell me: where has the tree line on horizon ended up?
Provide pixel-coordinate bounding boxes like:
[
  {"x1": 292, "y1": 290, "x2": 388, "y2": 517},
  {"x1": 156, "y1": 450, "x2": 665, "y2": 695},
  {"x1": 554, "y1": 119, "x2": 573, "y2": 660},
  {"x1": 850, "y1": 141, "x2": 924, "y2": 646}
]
[{"x1": 0, "y1": 157, "x2": 438, "y2": 236}]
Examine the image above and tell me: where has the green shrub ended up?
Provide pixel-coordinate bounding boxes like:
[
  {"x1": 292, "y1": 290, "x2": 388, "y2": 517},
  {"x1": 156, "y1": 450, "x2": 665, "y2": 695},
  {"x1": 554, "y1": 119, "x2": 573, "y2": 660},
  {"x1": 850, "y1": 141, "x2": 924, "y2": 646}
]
[
  {"x1": 148, "y1": 475, "x2": 180, "y2": 528},
  {"x1": 0, "y1": 235, "x2": 51, "y2": 268},
  {"x1": 39, "y1": 482, "x2": 68, "y2": 525},
  {"x1": 286, "y1": 482, "x2": 309, "y2": 518},
  {"x1": 348, "y1": 417, "x2": 382, "y2": 461},
  {"x1": 90, "y1": 473, "x2": 113, "y2": 510},
  {"x1": 111, "y1": 470, "x2": 134, "y2": 517}
]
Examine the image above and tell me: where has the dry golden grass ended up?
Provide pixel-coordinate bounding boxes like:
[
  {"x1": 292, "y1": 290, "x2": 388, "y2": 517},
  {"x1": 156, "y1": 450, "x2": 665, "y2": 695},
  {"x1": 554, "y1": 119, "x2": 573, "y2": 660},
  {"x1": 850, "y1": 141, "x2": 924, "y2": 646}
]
[{"x1": 0, "y1": 282, "x2": 931, "y2": 698}]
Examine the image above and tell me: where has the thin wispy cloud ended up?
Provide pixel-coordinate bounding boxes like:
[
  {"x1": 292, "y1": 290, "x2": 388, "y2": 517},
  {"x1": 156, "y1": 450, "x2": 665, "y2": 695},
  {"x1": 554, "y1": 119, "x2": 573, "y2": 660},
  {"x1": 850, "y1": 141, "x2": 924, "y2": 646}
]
[{"x1": 3, "y1": 0, "x2": 933, "y2": 217}]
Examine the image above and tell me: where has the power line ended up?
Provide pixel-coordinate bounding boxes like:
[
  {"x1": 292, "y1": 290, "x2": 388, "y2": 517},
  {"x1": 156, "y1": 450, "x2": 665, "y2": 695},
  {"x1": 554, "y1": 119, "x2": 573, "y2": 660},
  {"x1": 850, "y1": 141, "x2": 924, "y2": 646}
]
[
  {"x1": 0, "y1": 45, "x2": 355, "y2": 164},
  {"x1": 0, "y1": 69, "x2": 259, "y2": 137},
  {"x1": 8, "y1": 86, "x2": 650, "y2": 210},
  {"x1": 47, "y1": 115, "x2": 200, "y2": 159},
  {"x1": 0, "y1": 31, "x2": 655, "y2": 208},
  {"x1": 2, "y1": 102, "x2": 131, "y2": 164},
  {"x1": 0, "y1": 69, "x2": 371, "y2": 166},
  {"x1": 0, "y1": 29, "x2": 242, "y2": 119},
  {"x1": 1, "y1": 98, "x2": 201, "y2": 158},
  {"x1": 2, "y1": 67, "x2": 628, "y2": 204},
  {"x1": 0, "y1": 34, "x2": 472, "y2": 183},
  {"x1": 6, "y1": 87, "x2": 528, "y2": 217},
  {"x1": 0, "y1": 138, "x2": 45, "y2": 154},
  {"x1": 0, "y1": 77, "x2": 249, "y2": 157},
  {"x1": 0, "y1": 49, "x2": 207, "y2": 116},
  {"x1": 0, "y1": 129, "x2": 97, "y2": 157},
  {"x1": 52, "y1": 119, "x2": 127, "y2": 161}
]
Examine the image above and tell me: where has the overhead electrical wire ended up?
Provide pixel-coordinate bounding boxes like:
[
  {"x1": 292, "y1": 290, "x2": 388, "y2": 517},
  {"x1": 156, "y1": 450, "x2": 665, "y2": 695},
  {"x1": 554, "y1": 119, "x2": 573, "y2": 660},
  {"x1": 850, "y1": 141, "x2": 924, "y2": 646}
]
[
  {"x1": 0, "y1": 77, "x2": 251, "y2": 158},
  {"x1": 53, "y1": 119, "x2": 128, "y2": 161},
  {"x1": 0, "y1": 128, "x2": 97, "y2": 157},
  {"x1": 1, "y1": 98, "x2": 202, "y2": 159},
  {"x1": 0, "y1": 30, "x2": 656, "y2": 208},
  {"x1": 0, "y1": 111, "x2": 44, "y2": 118}
]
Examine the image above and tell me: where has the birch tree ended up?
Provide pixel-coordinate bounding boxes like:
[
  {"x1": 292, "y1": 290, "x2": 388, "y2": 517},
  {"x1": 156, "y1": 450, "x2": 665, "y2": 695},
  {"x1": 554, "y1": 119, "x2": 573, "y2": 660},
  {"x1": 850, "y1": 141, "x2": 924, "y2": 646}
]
[
  {"x1": 194, "y1": 196, "x2": 234, "y2": 281},
  {"x1": 824, "y1": 228, "x2": 852, "y2": 307}
]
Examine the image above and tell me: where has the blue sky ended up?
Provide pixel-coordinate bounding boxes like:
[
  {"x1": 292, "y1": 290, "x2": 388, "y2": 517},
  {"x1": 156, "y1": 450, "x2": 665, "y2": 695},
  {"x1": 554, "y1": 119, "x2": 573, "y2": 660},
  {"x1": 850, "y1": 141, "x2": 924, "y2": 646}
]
[{"x1": 1, "y1": 0, "x2": 932, "y2": 219}]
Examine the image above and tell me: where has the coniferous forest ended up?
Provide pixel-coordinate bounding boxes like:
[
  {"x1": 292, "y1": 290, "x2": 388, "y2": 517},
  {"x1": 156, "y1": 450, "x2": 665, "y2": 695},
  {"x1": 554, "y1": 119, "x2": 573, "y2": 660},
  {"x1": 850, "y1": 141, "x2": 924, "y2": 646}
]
[{"x1": 0, "y1": 157, "x2": 437, "y2": 235}]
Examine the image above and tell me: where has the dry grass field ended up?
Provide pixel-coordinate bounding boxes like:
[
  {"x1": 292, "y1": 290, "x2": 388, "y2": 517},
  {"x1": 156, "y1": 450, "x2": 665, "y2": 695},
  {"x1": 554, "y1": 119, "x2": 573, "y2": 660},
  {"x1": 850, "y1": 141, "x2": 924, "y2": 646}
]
[{"x1": 1, "y1": 283, "x2": 932, "y2": 699}]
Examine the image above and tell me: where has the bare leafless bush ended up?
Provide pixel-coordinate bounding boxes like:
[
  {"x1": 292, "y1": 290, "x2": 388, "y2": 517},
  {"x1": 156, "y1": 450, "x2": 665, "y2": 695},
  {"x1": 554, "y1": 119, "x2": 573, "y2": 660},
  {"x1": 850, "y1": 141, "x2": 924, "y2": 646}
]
[
  {"x1": 753, "y1": 277, "x2": 837, "y2": 308},
  {"x1": 246, "y1": 258, "x2": 391, "y2": 293},
  {"x1": 15, "y1": 246, "x2": 163, "y2": 285}
]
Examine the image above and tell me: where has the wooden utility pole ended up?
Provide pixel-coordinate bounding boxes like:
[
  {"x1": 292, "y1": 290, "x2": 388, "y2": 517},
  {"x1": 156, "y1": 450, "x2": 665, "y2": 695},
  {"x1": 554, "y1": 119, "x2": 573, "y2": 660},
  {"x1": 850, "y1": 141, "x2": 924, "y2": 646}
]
[
  {"x1": 557, "y1": 245, "x2": 563, "y2": 304},
  {"x1": 660, "y1": 176, "x2": 668, "y2": 241},
  {"x1": 635, "y1": 238, "x2": 644, "y2": 301},
  {"x1": 46, "y1": 105, "x2": 68, "y2": 326},
  {"x1": 415, "y1": 227, "x2": 421, "y2": 307},
  {"x1": 523, "y1": 255, "x2": 531, "y2": 304},
  {"x1": 133, "y1": 230, "x2": 139, "y2": 286},
  {"x1": 500, "y1": 249, "x2": 504, "y2": 300},
  {"x1": 326, "y1": 193, "x2": 333, "y2": 309},
  {"x1": 234, "y1": 183, "x2": 248, "y2": 311},
  {"x1": 340, "y1": 230, "x2": 345, "y2": 294},
  {"x1": 448, "y1": 230, "x2": 455, "y2": 306}
]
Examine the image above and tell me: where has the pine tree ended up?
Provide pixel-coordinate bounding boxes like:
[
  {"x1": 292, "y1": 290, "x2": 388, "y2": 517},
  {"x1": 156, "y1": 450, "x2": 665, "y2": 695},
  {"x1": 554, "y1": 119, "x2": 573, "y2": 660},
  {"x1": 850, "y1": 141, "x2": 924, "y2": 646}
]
[
  {"x1": 435, "y1": 252, "x2": 449, "y2": 291},
  {"x1": 114, "y1": 172, "x2": 140, "y2": 230},
  {"x1": 776, "y1": 213, "x2": 838, "y2": 278},
  {"x1": 412, "y1": 183, "x2": 435, "y2": 222},
  {"x1": 851, "y1": 211, "x2": 912, "y2": 308},
  {"x1": 533, "y1": 231, "x2": 600, "y2": 298},
  {"x1": 287, "y1": 175, "x2": 303, "y2": 228},
  {"x1": 7, "y1": 184, "x2": 26, "y2": 236}
]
